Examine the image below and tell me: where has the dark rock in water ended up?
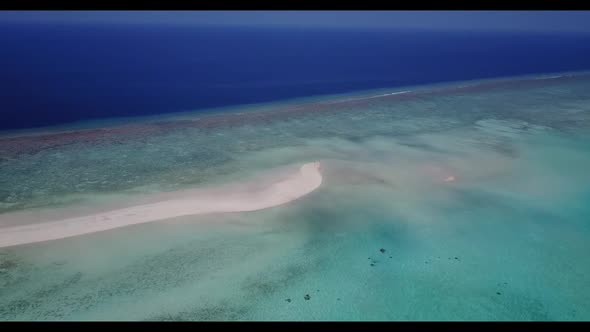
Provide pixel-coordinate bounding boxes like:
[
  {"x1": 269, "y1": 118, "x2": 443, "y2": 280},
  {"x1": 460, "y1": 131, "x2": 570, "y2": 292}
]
[
  {"x1": 454, "y1": 257, "x2": 459, "y2": 260},
  {"x1": 337, "y1": 298, "x2": 341, "y2": 301},
  {"x1": 389, "y1": 256, "x2": 392, "y2": 259},
  {"x1": 286, "y1": 299, "x2": 291, "y2": 303},
  {"x1": 368, "y1": 257, "x2": 371, "y2": 260},
  {"x1": 496, "y1": 292, "x2": 501, "y2": 295},
  {"x1": 380, "y1": 248, "x2": 386, "y2": 253},
  {"x1": 0, "y1": 259, "x2": 17, "y2": 270},
  {"x1": 304, "y1": 294, "x2": 311, "y2": 301},
  {"x1": 370, "y1": 263, "x2": 375, "y2": 266},
  {"x1": 316, "y1": 289, "x2": 320, "y2": 292}
]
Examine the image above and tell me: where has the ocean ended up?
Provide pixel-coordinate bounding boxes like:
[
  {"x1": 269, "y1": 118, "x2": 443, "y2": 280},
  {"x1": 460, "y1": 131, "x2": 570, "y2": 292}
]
[
  {"x1": 1, "y1": 24, "x2": 590, "y2": 131},
  {"x1": 0, "y1": 24, "x2": 590, "y2": 321}
]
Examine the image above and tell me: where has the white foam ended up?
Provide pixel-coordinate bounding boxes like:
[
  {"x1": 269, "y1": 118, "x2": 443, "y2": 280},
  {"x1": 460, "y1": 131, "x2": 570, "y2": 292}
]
[{"x1": 323, "y1": 90, "x2": 412, "y2": 104}]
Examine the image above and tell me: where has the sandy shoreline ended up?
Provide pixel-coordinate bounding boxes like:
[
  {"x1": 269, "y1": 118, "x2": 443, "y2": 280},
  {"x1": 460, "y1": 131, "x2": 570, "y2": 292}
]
[{"x1": 0, "y1": 161, "x2": 322, "y2": 248}]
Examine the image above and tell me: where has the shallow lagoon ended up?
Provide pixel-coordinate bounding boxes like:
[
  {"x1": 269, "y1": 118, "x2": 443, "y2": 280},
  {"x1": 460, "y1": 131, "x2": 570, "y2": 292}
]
[{"x1": 1, "y1": 73, "x2": 589, "y2": 320}]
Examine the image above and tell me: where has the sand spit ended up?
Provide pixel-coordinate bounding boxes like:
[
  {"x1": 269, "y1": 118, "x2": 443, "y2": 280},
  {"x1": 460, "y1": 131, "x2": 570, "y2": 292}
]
[{"x1": 0, "y1": 162, "x2": 322, "y2": 248}]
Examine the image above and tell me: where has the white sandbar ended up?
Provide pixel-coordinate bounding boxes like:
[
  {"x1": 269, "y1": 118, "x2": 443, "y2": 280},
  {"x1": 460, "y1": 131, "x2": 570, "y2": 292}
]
[{"x1": 0, "y1": 161, "x2": 322, "y2": 248}]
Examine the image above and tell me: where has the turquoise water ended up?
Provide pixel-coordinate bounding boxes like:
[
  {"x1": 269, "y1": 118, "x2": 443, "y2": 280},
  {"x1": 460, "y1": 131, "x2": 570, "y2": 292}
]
[{"x1": 1, "y1": 73, "x2": 590, "y2": 320}]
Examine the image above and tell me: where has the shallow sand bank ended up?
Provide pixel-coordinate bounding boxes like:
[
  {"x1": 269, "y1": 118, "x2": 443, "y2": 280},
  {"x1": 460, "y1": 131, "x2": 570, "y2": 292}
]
[{"x1": 0, "y1": 162, "x2": 322, "y2": 248}]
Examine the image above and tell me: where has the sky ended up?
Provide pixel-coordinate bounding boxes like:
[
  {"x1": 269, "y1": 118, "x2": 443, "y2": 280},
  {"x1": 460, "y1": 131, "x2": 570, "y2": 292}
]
[{"x1": 1, "y1": 11, "x2": 590, "y2": 33}]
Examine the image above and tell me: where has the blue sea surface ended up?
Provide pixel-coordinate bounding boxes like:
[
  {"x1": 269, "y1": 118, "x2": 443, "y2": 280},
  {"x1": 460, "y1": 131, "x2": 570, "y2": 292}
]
[
  {"x1": 1, "y1": 24, "x2": 590, "y2": 130},
  {"x1": 1, "y1": 24, "x2": 590, "y2": 321}
]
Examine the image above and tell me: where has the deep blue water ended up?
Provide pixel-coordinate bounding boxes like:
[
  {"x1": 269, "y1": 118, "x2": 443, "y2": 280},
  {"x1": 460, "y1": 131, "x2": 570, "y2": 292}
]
[{"x1": 2, "y1": 23, "x2": 590, "y2": 130}]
